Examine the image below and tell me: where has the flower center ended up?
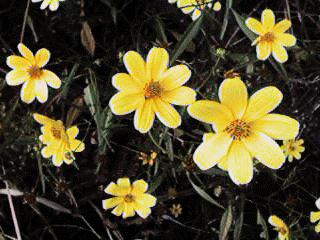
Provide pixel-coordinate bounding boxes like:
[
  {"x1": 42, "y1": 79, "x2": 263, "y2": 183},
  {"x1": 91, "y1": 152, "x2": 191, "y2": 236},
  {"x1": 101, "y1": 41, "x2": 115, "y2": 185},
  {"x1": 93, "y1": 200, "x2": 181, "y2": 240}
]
[
  {"x1": 260, "y1": 32, "x2": 276, "y2": 43},
  {"x1": 124, "y1": 194, "x2": 135, "y2": 203},
  {"x1": 224, "y1": 119, "x2": 251, "y2": 140},
  {"x1": 144, "y1": 81, "x2": 163, "y2": 99},
  {"x1": 278, "y1": 226, "x2": 288, "y2": 235},
  {"x1": 51, "y1": 127, "x2": 62, "y2": 139},
  {"x1": 28, "y1": 66, "x2": 42, "y2": 78}
]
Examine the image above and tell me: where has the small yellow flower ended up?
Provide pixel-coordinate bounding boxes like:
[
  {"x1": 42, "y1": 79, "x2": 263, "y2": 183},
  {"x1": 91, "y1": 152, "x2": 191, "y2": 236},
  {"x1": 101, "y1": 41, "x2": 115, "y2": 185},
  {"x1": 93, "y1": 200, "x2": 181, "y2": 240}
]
[
  {"x1": 268, "y1": 215, "x2": 290, "y2": 240},
  {"x1": 188, "y1": 76, "x2": 299, "y2": 185},
  {"x1": 33, "y1": 113, "x2": 85, "y2": 167},
  {"x1": 245, "y1": 9, "x2": 296, "y2": 63},
  {"x1": 6, "y1": 43, "x2": 61, "y2": 104},
  {"x1": 139, "y1": 151, "x2": 158, "y2": 166},
  {"x1": 310, "y1": 198, "x2": 320, "y2": 233},
  {"x1": 109, "y1": 47, "x2": 196, "y2": 133},
  {"x1": 281, "y1": 138, "x2": 305, "y2": 162},
  {"x1": 170, "y1": 204, "x2": 182, "y2": 218},
  {"x1": 31, "y1": 0, "x2": 65, "y2": 11},
  {"x1": 177, "y1": 0, "x2": 221, "y2": 21},
  {"x1": 102, "y1": 178, "x2": 157, "y2": 219}
]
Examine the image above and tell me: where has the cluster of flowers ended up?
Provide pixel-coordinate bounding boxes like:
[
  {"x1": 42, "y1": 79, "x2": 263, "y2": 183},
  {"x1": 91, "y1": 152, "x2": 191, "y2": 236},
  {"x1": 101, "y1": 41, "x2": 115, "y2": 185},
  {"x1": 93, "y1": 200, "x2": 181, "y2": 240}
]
[{"x1": 3, "y1": 1, "x2": 318, "y2": 236}]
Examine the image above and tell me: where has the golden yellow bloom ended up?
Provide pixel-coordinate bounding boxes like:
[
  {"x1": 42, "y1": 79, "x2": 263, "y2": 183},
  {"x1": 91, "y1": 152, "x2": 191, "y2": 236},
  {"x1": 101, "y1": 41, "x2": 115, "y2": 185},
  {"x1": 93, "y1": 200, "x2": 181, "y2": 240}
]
[
  {"x1": 33, "y1": 113, "x2": 85, "y2": 167},
  {"x1": 281, "y1": 138, "x2": 305, "y2": 162},
  {"x1": 177, "y1": 0, "x2": 221, "y2": 21},
  {"x1": 245, "y1": 9, "x2": 296, "y2": 63},
  {"x1": 268, "y1": 215, "x2": 290, "y2": 240},
  {"x1": 102, "y1": 178, "x2": 157, "y2": 219},
  {"x1": 188, "y1": 76, "x2": 299, "y2": 185},
  {"x1": 31, "y1": 0, "x2": 64, "y2": 11},
  {"x1": 109, "y1": 47, "x2": 196, "y2": 133},
  {"x1": 310, "y1": 198, "x2": 320, "y2": 233},
  {"x1": 170, "y1": 204, "x2": 182, "y2": 218},
  {"x1": 6, "y1": 43, "x2": 61, "y2": 104},
  {"x1": 139, "y1": 151, "x2": 157, "y2": 166}
]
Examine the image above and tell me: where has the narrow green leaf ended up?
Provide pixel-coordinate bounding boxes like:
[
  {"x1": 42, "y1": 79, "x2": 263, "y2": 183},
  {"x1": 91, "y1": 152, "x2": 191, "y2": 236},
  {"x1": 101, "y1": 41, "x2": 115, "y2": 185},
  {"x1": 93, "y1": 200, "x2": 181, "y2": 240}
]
[
  {"x1": 220, "y1": 0, "x2": 233, "y2": 40},
  {"x1": 219, "y1": 203, "x2": 233, "y2": 240},
  {"x1": 231, "y1": 9, "x2": 256, "y2": 41},
  {"x1": 233, "y1": 193, "x2": 245, "y2": 240},
  {"x1": 170, "y1": 15, "x2": 204, "y2": 65},
  {"x1": 257, "y1": 209, "x2": 270, "y2": 240}
]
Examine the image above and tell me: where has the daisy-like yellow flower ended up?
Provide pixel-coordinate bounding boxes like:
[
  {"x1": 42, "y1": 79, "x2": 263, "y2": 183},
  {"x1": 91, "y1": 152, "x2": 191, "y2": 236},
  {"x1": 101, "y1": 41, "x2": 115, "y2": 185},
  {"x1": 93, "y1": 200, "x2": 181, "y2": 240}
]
[
  {"x1": 31, "y1": 0, "x2": 65, "y2": 11},
  {"x1": 109, "y1": 47, "x2": 196, "y2": 133},
  {"x1": 268, "y1": 215, "x2": 290, "y2": 240},
  {"x1": 187, "y1": 76, "x2": 299, "y2": 185},
  {"x1": 177, "y1": 0, "x2": 221, "y2": 21},
  {"x1": 170, "y1": 203, "x2": 182, "y2": 218},
  {"x1": 281, "y1": 138, "x2": 305, "y2": 162},
  {"x1": 139, "y1": 151, "x2": 158, "y2": 166},
  {"x1": 245, "y1": 9, "x2": 296, "y2": 63},
  {"x1": 310, "y1": 198, "x2": 320, "y2": 233},
  {"x1": 6, "y1": 43, "x2": 61, "y2": 104},
  {"x1": 102, "y1": 178, "x2": 157, "y2": 219},
  {"x1": 33, "y1": 113, "x2": 85, "y2": 167}
]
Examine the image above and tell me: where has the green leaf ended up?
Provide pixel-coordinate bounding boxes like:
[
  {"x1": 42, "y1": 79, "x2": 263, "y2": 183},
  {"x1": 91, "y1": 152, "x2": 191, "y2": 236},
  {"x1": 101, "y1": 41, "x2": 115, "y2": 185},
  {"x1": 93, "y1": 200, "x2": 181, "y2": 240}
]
[
  {"x1": 187, "y1": 172, "x2": 225, "y2": 209},
  {"x1": 170, "y1": 15, "x2": 204, "y2": 65},
  {"x1": 257, "y1": 209, "x2": 270, "y2": 240},
  {"x1": 233, "y1": 193, "x2": 245, "y2": 240},
  {"x1": 220, "y1": 0, "x2": 233, "y2": 40},
  {"x1": 231, "y1": 9, "x2": 256, "y2": 41},
  {"x1": 219, "y1": 203, "x2": 233, "y2": 240}
]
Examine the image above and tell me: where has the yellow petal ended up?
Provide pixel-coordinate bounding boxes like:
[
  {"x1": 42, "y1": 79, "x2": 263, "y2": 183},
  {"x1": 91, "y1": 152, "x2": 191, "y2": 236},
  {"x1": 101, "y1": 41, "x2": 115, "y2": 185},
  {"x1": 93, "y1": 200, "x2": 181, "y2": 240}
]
[
  {"x1": 242, "y1": 86, "x2": 283, "y2": 122},
  {"x1": 161, "y1": 86, "x2": 196, "y2": 106},
  {"x1": 243, "y1": 132, "x2": 285, "y2": 169},
  {"x1": 213, "y1": 1, "x2": 221, "y2": 11},
  {"x1": 109, "y1": 91, "x2": 144, "y2": 115},
  {"x1": 21, "y1": 80, "x2": 36, "y2": 104},
  {"x1": 227, "y1": 141, "x2": 253, "y2": 185},
  {"x1": 135, "y1": 194, "x2": 157, "y2": 207},
  {"x1": 277, "y1": 33, "x2": 296, "y2": 47},
  {"x1": 187, "y1": 100, "x2": 234, "y2": 132},
  {"x1": 122, "y1": 204, "x2": 135, "y2": 218},
  {"x1": 35, "y1": 48, "x2": 50, "y2": 67},
  {"x1": 70, "y1": 139, "x2": 85, "y2": 152},
  {"x1": 268, "y1": 215, "x2": 287, "y2": 228},
  {"x1": 132, "y1": 180, "x2": 148, "y2": 194},
  {"x1": 192, "y1": 9, "x2": 202, "y2": 21},
  {"x1": 104, "y1": 182, "x2": 121, "y2": 196},
  {"x1": 202, "y1": 132, "x2": 215, "y2": 142},
  {"x1": 52, "y1": 152, "x2": 64, "y2": 167},
  {"x1": 17, "y1": 43, "x2": 34, "y2": 64},
  {"x1": 117, "y1": 178, "x2": 131, "y2": 188},
  {"x1": 316, "y1": 223, "x2": 320, "y2": 233},
  {"x1": 134, "y1": 99, "x2": 155, "y2": 133},
  {"x1": 153, "y1": 98, "x2": 181, "y2": 128},
  {"x1": 6, "y1": 56, "x2": 31, "y2": 70},
  {"x1": 111, "y1": 202, "x2": 125, "y2": 216},
  {"x1": 316, "y1": 198, "x2": 320, "y2": 209},
  {"x1": 193, "y1": 132, "x2": 232, "y2": 170},
  {"x1": 146, "y1": 47, "x2": 169, "y2": 81},
  {"x1": 272, "y1": 43, "x2": 288, "y2": 63},
  {"x1": 41, "y1": 146, "x2": 52, "y2": 158},
  {"x1": 256, "y1": 41, "x2": 271, "y2": 60},
  {"x1": 177, "y1": 0, "x2": 195, "y2": 14},
  {"x1": 135, "y1": 206, "x2": 151, "y2": 219},
  {"x1": 252, "y1": 114, "x2": 299, "y2": 140},
  {"x1": 49, "y1": 0, "x2": 59, "y2": 11},
  {"x1": 102, "y1": 197, "x2": 123, "y2": 210},
  {"x1": 105, "y1": 180, "x2": 130, "y2": 196},
  {"x1": 112, "y1": 73, "x2": 142, "y2": 92},
  {"x1": 245, "y1": 18, "x2": 265, "y2": 35},
  {"x1": 6, "y1": 70, "x2": 29, "y2": 86},
  {"x1": 67, "y1": 126, "x2": 79, "y2": 138},
  {"x1": 261, "y1": 9, "x2": 275, "y2": 31},
  {"x1": 40, "y1": 0, "x2": 51, "y2": 9},
  {"x1": 274, "y1": 19, "x2": 291, "y2": 33},
  {"x1": 217, "y1": 155, "x2": 228, "y2": 170},
  {"x1": 218, "y1": 77, "x2": 248, "y2": 119},
  {"x1": 159, "y1": 65, "x2": 191, "y2": 91},
  {"x1": 42, "y1": 70, "x2": 61, "y2": 89},
  {"x1": 123, "y1": 51, "x2": 147, "y2": 84},
  {"x1": 35, "y1": 79, "x2": 48, "y2": 103}
]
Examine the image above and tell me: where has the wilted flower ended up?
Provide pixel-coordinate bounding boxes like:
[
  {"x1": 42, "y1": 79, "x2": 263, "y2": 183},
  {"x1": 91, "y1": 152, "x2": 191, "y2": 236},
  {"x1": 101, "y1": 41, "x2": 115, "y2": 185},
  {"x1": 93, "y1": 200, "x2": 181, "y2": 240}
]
[
  {"x1": 102, "y1": 178, "x2": 157, "y2": 219},
  {"x1": 170, "y1": 204, "x2": 182, "y2": 218},
  {"x1": 268, "y1": 215, "x2": 290, "y2": 240},
  {"x1": 281, "y1": 138, "x2": 305, "y2": 162},
  {"x1": 31, "y1": 0, "x2": 65, "y2": 11},
  {"x1": 177, "y1": 0, "x2": 221, "y2": 21},
  {"x1": 139, "y1": 151, "x2": 158, "y2": 166}
]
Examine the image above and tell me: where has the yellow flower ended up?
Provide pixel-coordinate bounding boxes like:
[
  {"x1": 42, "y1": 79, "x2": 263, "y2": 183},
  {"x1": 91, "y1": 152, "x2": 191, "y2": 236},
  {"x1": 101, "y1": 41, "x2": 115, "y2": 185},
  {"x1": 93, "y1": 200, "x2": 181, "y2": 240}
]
[
  {"x1": 109, "y1": 47, "x2": 196, "y2": 133},
  {"x1": 33, "y1": 113, "x2": 85, "y2": 167},
  {"x1": 268, "y1": 215, "x2": 290, "y2": 240},
  {"x1": 170, "y1": 203, "x2": 182, "y2": 218},
  {"x1": 102, "y1": 178, "x2": 157, "y2": 219},
  {"x1": 187, "y1": 76, "x2": 299, "y2": 185},
  {"x1": 177, "y1": 0, "x2": 221, "y2": 21},
  {"x1": 31, "y1": 0, "x2": 65, "y2": 11},
  {"x1": 310, "y1": 198, "x2": 320, "y2": 233},
  {"x1": 139, "y1": 151, "x2": 158, "y2": 166},
  {"x1": 281, "y1": 138, "x2": 305, "y2": 162},
  {"x1": 6, "y1": 43, "x2": 61, "y2": 104},
  {"x1": 245, "y1": 9, "x2": 296, "y2": 63}
]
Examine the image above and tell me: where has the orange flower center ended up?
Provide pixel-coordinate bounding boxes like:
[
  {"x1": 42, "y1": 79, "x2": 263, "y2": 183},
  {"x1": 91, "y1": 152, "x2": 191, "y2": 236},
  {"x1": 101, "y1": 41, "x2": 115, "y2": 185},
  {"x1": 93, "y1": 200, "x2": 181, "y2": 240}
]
[
  {"x1": 28, "y1": 66, "x2": 42, "y2": 78},
  {"x1": 144, "y1": 81, "x2": 163, "y2": 99},
  {"x1": 224, "y1": 119, "x2": 251, "y2": 140},
  {"x1": 277, "y1": 226, "x2": 288, "y2": 236},
  {"x1": 124, "y1": 194, "x2": 135, "y2": 203},
  {"x1": 260, "y1": 32, "x2": 276, "y2": 43},
  {"x1": 51, "y1": 127, "x2": 62, "y2": 139}
]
